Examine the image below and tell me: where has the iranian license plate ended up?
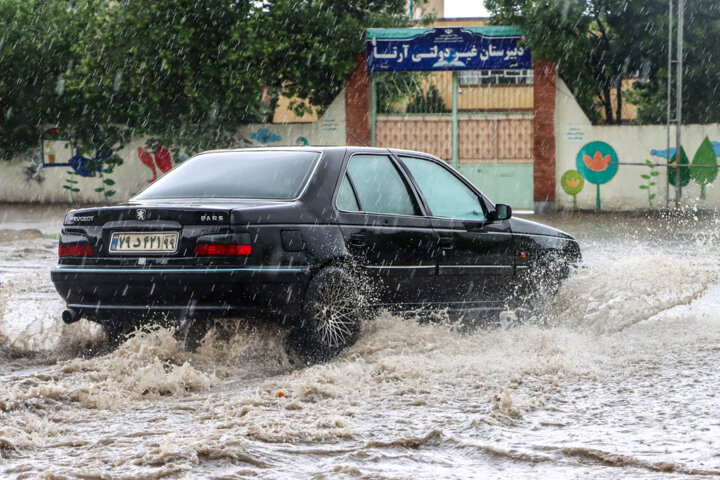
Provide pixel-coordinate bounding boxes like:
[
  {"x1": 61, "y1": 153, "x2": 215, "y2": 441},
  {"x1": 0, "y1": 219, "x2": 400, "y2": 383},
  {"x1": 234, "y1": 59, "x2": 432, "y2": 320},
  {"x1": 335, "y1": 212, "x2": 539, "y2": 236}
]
[{"x1": 109, "y1": 232, "x2": 179, "y2": 253}]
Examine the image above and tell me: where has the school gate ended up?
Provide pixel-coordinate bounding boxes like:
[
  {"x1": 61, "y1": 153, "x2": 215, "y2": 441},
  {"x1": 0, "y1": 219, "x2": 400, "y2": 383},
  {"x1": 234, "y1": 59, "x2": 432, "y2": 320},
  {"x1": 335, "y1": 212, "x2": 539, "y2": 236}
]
[{"x1": 344, "y1": 27, "x2": 557, "y2": 213}]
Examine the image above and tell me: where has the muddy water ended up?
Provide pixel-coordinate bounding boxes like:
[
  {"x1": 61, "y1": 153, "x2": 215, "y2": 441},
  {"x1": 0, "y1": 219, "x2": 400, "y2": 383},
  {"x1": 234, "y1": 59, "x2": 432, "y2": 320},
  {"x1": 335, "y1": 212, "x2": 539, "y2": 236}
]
[{"x1": 1, "y1": 212, "x2": 719, "y2": 479}]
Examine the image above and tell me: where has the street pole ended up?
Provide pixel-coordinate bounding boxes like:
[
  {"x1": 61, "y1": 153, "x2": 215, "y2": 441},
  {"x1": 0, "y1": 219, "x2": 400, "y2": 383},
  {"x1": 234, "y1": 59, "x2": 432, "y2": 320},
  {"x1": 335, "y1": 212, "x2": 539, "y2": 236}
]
[
  {"x1": 452, "y1": 71, "x2": 459, "y2": 169},
  {"x1": 675, "y1": 0, "x2": 684, "y2": 209},
  {"x1": 666, "y1": 0, "x2": 672, "y2": 209},
  {"x1": 370, "y1": 76, "x2": 377, "y2": 147}
]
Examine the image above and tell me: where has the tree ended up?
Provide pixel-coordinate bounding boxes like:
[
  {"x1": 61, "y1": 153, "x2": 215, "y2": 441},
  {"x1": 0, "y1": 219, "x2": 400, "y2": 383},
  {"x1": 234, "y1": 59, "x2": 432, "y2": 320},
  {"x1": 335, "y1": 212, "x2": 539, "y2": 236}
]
[
  {"x1": 485, "y1": 0, "x2": 667, "y2": 124},
  {"x1": 0, "y1": 0, "x2": 99, "y2": 159},
  {"x1": 486, "y1": 0, "x2": 720, "y2": 125},
  {"x1": 61, "y1": 0, "x2": 268, "y2": 157},
  {"x1": 406, "y1": 84, "x2": 449, "y2": 113},
  {"x1": 668, "y1": 145, "x2": 690, "y2": 197},
  {"x1": 61, "y1": 0, "x2": 408, "y2": 155},
  {"x1": 2, "y1": 0, "x2": 409, "y2": 162},
  {"x1": 690, "y1": 136, "x2": 718, "y2": 200},
  {"x1": 252, "y1": 0, "x2": 408, "y2": 117},
  {"x1": 629, "y1": 0, "x2": 720, "y2": 124}
]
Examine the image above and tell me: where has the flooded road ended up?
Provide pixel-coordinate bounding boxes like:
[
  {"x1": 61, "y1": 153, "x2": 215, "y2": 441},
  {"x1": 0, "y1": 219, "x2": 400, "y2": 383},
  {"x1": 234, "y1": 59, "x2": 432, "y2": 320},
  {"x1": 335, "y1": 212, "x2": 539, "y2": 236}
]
[{"x1": 1, "y1": 208, "x2": 719, "y2": 479}]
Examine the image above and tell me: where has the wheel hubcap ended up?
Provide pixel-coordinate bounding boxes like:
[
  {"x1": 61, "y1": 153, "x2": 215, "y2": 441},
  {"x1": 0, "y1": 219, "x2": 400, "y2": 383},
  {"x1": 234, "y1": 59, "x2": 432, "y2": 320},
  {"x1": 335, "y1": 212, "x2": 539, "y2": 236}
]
[{"x1": 312, "y1": 277, "x2": 360, "y2": 348}]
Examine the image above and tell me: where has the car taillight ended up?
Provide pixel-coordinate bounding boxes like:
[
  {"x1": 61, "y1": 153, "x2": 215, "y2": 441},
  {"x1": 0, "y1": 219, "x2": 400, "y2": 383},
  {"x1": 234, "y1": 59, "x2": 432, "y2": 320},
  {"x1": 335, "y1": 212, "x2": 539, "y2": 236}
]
[
  {"x1": 59, "y1": 244, "x2": 94, "y2": 257},
  {"x1": 194, "y1": 244, "x2": 252, "y2": 256}
]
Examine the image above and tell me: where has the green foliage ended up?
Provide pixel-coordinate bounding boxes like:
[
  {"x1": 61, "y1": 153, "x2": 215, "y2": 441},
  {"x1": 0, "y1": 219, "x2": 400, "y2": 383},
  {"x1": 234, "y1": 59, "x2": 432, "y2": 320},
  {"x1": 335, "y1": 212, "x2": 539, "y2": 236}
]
[
  {"x1": 61, "y1": 0, "x2": 267, "y2": 157},
  {"x1": 61, "y1": 0, "x2": 407, "y2": 155},
  {"x1": 406, "y1": 85, "x2": 449, "y2": 113},
  {"x1": 638, "y1": 159, "x2": 660, "y2": 208},
  {"x1": 668, "y1": 146, "x2": 690, "y2": 191},
  {"x1": 630, "y1": 1, "x2": 720, "y2": 124},
  {"x1": 486, "y1": 0, "x2": 648, "y2": 124},
  {"x1": 690, "y1": 136, "x2": 718, "y2": 200},
  {"x1": 485, "y1": 0, "x2": 674, "y2": 124},
  {"x1": 1, "y1": 0, "x2": 408, "y2": 161},
  {"x1": 257, "y1": 0, "x2": 408, "y2": 118},
  {"x1": 0, "y1": 0, "x2": 100, "y2": 159},
  {"x1": 376, "y1": 72, "x2": 426, "y2": 114}
]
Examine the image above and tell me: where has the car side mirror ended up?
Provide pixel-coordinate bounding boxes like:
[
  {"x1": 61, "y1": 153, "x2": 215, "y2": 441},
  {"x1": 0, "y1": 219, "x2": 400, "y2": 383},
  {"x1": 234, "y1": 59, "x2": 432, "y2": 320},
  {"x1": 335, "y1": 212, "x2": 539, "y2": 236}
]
[{"x1": 494, "y1": 204, "x2": 512, "y2": 221}]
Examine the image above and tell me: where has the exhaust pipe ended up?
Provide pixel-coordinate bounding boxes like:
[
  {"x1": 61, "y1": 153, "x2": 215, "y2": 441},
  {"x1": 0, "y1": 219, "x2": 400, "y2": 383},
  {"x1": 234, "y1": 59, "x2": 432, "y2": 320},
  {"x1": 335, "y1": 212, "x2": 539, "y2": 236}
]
[{"x1": 61, "y1": 309, "x2": 80, "y2": 325}]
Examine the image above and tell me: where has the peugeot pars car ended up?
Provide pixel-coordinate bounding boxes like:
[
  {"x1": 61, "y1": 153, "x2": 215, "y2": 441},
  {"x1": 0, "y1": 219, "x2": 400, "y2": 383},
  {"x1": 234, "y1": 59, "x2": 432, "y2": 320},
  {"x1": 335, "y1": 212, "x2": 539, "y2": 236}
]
[{"x1": 52, "y1": 147, "x2": 581, "y2": 358}]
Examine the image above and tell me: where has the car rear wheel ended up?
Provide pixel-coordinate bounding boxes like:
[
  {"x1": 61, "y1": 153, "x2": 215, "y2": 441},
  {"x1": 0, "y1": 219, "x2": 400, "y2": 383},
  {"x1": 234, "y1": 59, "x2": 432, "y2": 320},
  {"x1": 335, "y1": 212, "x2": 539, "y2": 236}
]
[
  {"x1": 290, "y1": 266, "x2": 368, "y2": 362},
  {"x1": 99, "y1": 319, "x2": 136, "y2": 347}
]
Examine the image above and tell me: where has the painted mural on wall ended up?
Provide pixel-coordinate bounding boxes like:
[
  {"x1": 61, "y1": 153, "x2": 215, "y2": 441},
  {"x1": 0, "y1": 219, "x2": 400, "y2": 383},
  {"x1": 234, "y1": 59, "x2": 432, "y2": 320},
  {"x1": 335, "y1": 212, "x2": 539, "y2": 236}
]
[
  {"x1": 567, "y1": 137, "x2": 720, "y2": 210},
  {"x1": 560, "y1": 170, "x2": 584, "y2": 211},
  {"x1": 137, "y1": 144, "x2": 173, "y2": 183},
  {"x1": 575, "y1": 141, "x2": 619, "y2": 210},
  {"x1": 565, "y1": 136, "x2": 720, "y2": 210},
  {"x1": 35, "y1": 127, "x2": 121, "y2": 202},
  {"x1": 42, "y1": 128, "x2": 72, "y2": 167},
  {"x1": 689, "y1": 137, "x2": 718, "y2": 200},
  {"x1": 638, "y1": 159, "x2": 660, "y2": 208},
  {"x1": 649, "y1": 136, "x2": 719, "y2": 201},
  {"x1": 668, "y1": 147, "x2": 691, "y2": 199},
  {"x1": 250, "y1": 128, "x2": 281, "y2": 144},
  {"x1": 42, "y1": 128, "x2": 98, "y2": 177},
  {"x1": 22, "y1": 148, "x2": 45, "y2": 185},
  {"x1": 4, "y1": 106, "x2": 342, "y2": 202}
]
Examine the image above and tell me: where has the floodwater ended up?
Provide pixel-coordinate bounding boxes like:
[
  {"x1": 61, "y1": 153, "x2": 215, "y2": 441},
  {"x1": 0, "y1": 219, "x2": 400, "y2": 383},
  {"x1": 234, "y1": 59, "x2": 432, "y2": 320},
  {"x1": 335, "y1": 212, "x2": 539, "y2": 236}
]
[{"x1": 1, "y1": 207, "x2": 719, "y2": 479}]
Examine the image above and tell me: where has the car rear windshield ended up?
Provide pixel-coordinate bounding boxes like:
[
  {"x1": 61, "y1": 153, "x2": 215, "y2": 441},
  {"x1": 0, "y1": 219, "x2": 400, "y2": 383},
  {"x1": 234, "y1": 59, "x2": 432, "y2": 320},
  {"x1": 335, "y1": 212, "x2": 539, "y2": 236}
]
[{"x1": 133, "y1": 150, "x2": 319, "y2": 200}]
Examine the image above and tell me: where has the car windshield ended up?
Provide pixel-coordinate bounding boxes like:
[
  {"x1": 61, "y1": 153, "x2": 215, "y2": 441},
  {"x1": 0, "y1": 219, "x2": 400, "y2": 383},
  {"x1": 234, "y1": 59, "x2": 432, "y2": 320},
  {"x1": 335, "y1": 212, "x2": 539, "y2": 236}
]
[{"x1": 133, "y1": 150, "x2": 319, "y2": 200}]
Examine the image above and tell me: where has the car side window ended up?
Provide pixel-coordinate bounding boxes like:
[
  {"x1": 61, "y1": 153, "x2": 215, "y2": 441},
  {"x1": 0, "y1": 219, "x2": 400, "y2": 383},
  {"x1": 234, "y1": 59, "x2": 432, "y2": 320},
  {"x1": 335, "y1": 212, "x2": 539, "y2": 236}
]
[
  {"x1": 336, "y1": 174, "x2": 360, "y2": 211},
  {"x1": 341, "y1": 154, "x2": 417, "y2": 216},
  {"x1": 399, "y1": 156, "x2": 486, "y2": 221}
]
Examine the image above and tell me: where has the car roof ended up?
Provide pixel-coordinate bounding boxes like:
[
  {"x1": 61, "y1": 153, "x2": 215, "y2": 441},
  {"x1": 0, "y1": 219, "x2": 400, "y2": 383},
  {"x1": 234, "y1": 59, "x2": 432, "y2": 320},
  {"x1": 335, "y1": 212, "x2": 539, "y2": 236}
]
[{"x1": 193, "y1": 146, "x2": 443, "y2": 162}]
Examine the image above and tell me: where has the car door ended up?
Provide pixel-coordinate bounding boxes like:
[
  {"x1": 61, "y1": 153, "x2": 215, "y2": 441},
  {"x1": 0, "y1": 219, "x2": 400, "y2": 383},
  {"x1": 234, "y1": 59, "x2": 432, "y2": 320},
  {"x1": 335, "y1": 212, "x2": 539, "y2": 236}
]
[
  {"x1": 396, "y1": 154, "x2": 515, "y2": 308},
  {"x1": 334, "y1": 152, "x2": 440, "y2": 308}
]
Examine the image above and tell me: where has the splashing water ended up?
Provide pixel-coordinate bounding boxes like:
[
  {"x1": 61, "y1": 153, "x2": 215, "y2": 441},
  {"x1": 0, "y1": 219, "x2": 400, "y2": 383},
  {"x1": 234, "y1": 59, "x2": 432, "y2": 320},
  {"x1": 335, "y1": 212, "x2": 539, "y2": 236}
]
[{"x1": 1, "y1": 213, "x2": 719, "y2": 478}]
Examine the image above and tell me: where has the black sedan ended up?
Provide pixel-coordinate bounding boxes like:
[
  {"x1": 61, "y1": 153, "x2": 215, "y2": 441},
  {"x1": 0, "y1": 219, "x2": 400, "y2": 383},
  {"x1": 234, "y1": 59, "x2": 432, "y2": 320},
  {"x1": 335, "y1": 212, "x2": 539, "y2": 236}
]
[{"x1": 52, "y1": 147, "x2": 581, "y2": 358}]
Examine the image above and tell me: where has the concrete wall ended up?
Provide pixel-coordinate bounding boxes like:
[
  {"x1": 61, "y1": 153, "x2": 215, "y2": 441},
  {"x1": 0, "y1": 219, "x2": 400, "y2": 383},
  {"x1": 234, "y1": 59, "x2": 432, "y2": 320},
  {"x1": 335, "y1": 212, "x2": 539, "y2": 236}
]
[
  {"x1": 0, "y1": 93, "x2": 345, "y2": 204},
  {"x1": 555, "y1": 76, "x2": 720, "y2": 211}
]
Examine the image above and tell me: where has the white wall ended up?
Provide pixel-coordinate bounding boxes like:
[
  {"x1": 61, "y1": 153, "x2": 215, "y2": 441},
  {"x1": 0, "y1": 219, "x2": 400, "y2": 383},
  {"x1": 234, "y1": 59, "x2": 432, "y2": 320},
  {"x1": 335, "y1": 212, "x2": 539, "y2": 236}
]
[
  {"x1": 555, "y1": 77, "x2": 720, "y2": 210},
  {"x1": 0, "y1": 92, "x2": 346, "y2": 203}
]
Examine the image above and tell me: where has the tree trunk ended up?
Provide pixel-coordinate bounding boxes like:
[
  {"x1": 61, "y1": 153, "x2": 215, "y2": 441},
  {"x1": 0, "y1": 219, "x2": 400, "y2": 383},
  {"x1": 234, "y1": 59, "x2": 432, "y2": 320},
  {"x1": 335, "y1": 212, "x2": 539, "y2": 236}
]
[
  {"x1": 602, "y1": 86, "x2": 614, "y2": 124},
  {"x1": 615, "y1": 75, "x2": 623, "y2": 124}
]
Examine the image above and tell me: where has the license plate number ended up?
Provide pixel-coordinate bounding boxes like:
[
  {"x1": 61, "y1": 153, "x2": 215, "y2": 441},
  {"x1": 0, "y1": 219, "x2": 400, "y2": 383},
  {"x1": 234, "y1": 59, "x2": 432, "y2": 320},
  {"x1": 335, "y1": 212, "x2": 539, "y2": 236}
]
[{"x1": 109, "y1": 232, "x2": 178, "y2": 253}]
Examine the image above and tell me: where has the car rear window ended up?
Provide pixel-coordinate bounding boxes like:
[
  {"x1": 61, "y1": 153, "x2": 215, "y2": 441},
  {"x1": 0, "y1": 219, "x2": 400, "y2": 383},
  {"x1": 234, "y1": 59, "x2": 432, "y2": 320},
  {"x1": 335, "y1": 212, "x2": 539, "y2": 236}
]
[{"x1": 133, "y1": 150, "x2": 319, "y2": 200}]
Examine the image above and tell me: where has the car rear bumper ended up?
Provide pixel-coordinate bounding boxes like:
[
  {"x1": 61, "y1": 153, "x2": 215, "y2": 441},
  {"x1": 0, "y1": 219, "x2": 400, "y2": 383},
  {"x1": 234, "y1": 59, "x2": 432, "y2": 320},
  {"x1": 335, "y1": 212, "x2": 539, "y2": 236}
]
[{"x1": 51, "y1": 265, "x2": 311, "y2": 319}]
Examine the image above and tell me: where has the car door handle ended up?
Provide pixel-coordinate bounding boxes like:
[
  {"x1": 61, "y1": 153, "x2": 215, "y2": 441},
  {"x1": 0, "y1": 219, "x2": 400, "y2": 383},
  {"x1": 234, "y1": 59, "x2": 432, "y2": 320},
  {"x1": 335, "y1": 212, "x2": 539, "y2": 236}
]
[
  {"x1": 438, "y1": 237, "x2": 454, "y2": 250},
  {"x1": 463, "y1": 221, "x2": 486, "y2": 231},
  {"x1": 349, "y1": 233, "x2": 366, "y2": 247}
]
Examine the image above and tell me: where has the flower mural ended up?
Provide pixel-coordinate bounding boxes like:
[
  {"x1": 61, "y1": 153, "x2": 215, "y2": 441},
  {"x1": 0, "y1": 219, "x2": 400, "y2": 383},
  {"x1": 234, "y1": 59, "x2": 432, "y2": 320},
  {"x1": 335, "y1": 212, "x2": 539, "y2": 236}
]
[
  {"x1": 576, "y1": 141, "x2": 619, "y2": 210},
  {"x1": 561, "y1": 170, "x2": 584, "y2": 211},
  {"x1": 583, "y1": 150, "x2": 612, "y2": 172}
]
